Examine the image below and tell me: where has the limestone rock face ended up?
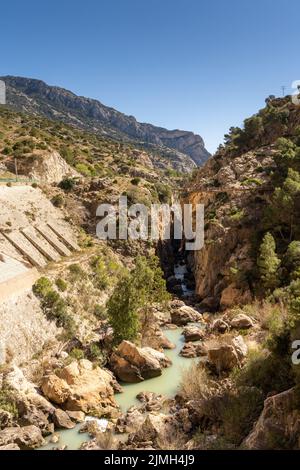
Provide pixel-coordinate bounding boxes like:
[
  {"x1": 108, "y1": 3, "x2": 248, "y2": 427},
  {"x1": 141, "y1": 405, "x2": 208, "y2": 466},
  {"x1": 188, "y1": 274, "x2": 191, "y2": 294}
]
[
  {"x1": 3, "y1": 366, "x2": 55, "y2": 436},
  {"x1": 0, "y1": 425, "x2": 44, "y2": 449},
  {"x1": 220, "y1": 284, "x2": 252, "y2": 310},
  {"x1": 26, "y1": 151, "x2": 80, "y2": 184},
  {"x1": 41, "y1": 375, "x2": 70, "y2": 405},
  {"x1": 187, "y1": 145, "x2": 276, "y2": 309},
  {"x1": 232, "y1": 335, "x2": 248, "y2": 360},
  {"x1": 244, "y1": 388, "x2": 300, "y2": 449},
  {"x1": 110, "y1": 341, "x2": 172, "y2": 383},
  {"x1": 41, "y1": 359, "x2": 119, "y2": 418},
  {"x1": 171, "y1": 306, "x2": 203, "y2": 326}
]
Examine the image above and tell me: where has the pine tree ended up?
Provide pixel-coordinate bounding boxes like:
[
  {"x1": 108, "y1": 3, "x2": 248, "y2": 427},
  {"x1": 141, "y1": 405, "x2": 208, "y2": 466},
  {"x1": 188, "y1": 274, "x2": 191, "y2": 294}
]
[
  {"x1": 107, "y1": 255, "x2": 170, "y2": 345},
  {"x1": 257, "y1": 232, "x2": 281, "y2": 291}
]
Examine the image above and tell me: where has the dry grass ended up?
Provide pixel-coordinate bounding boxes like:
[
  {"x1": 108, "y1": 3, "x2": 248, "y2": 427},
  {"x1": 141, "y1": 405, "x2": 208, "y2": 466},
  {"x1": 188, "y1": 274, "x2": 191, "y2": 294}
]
[
  {"x1": 204, "y1": 332, "x2": 234, "y2": 350},
  {"x1": 179, "y1": 362, "x2": 213, "y2": 401},
  {"x1": 228, "y1": 300, "x2": 287, "y2": 332},
  {"x1": 157, "y1": 429, "x2": 187, "y2": 450}
]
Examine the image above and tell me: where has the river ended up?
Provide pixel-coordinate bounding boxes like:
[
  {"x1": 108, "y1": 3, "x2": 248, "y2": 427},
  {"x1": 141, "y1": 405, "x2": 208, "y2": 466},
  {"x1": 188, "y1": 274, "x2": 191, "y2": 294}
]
[{"x1": 40, "y1": 260, "x2": 197, "y2": 450}]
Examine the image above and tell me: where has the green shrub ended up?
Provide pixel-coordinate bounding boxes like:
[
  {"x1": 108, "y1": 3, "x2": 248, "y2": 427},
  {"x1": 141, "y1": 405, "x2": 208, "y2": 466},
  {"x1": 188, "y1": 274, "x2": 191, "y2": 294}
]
[
  {"x1": 59, "y1": 178, "x2": 76, "y2": 191},
  {"x1": 68, "y1": 264, "x2": 86, "y2": 281},
  {"x1": 70, "y1": 348, "x2": 85, "y2": 360},
  {"x1": 94, "y1": 304, "x2": 107, "y2": 319},
  {"x1": 234, "y1": 349, "x2": 294, "y2": 395},
  {"x1": 33, "y1": 278, "x2": 75, "y2": 336},
  {"x1": 219, "y1": 387, "x2": 264, "y2": 445},
  {"x1": 0, "y1": 388, "x2": 18, "y2": 418},
  {"x1": 51, "y1": 194, "x2": 64, "y2": 207},
  {"x1": 33, "y1": 277, "x2": 52, "y2": 297},
  {"x1": 55, "y1": 278, "x2": 68, "y2": 292},
  {"x1": 229, "y1": 207, "x2": 245, "y2": 222}
]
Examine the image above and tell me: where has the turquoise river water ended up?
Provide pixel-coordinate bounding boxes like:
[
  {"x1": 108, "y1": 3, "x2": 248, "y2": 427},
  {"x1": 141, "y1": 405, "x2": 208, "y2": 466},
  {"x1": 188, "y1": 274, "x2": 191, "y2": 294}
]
[{"x1": 40, "y1": 328, "x2": 196, "y2": 450}]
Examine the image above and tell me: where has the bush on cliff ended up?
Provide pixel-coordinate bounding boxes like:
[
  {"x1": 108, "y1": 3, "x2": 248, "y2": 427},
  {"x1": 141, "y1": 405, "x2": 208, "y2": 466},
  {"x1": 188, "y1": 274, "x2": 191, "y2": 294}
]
[{"x1": 33, "y1": 277, "x2": 75, "y2": 337}]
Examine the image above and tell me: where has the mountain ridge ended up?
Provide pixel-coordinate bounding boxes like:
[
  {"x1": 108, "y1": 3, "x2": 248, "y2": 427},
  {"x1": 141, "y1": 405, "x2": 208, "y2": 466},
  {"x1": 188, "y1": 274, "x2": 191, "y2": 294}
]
[{"x1": 1, "y1": 75, "x2": 210, "y2": 169}]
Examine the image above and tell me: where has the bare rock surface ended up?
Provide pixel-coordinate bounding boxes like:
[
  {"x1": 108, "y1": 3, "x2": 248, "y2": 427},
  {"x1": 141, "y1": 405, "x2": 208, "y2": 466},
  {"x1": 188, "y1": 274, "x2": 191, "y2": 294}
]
[
  {"x1": 110, "y1": 341, "x2": 171, "y2": 383},
  {"x1": 42, "y1": 359, "x2": 119, "y2": 418}
]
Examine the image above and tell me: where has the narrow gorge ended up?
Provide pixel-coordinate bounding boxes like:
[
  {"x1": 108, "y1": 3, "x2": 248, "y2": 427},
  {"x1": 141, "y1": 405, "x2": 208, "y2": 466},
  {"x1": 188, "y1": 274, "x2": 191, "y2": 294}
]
[{"x1": 1, "y1": 92, "x2": 300, "y2": 451}]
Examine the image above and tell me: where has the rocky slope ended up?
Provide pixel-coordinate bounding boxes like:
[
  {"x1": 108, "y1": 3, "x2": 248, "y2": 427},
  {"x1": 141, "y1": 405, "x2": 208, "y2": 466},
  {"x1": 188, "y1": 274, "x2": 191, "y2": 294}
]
[
  {"x1": 1, "y1": 76, "x2": 210, "y2": 169},
  {"x1": 185, "y1": 95, "x2": 300, "y2": 309}
]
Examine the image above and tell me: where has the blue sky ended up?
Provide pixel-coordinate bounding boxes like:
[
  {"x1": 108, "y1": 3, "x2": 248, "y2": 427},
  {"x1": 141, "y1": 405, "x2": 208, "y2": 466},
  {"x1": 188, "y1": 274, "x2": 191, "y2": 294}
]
[{"x1": 1, "y1": 0, "x2": 300, "y2": 153}]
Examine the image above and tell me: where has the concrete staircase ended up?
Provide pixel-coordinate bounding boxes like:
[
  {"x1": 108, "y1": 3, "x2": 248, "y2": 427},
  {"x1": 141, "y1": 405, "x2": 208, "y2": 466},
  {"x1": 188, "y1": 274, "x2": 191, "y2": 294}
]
[{"x1": 0, "y1": 221, "x2": 79, "y2": 269}]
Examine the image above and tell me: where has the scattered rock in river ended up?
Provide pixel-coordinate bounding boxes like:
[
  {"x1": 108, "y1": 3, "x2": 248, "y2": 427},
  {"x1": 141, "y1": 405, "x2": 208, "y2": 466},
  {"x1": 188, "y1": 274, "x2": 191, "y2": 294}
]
[
  {"x1": 207, "y1": 335, "x2": 248, "y2": 372},
  {"x1": 183, "y1": 325, "x2": 205, "y2": 342},
  {"x1": 171, "y1": 305, "x2": 203, "y2": 326},
  {"x1": 116, "y1": 407, "x2": 145, "y2": 434},
  {"x1": 110, "y1": 341, "x2": 171, "y2": 383},
  {"x1": 66, "y1": 410, "x2": 85, "y2": 423},
  {"x1": 53, "y1": 409, "x2": 75, "y2": 429},
  {"x1": 207, "y1": 344, "x2": 240, "y2": 373},
  {"x1": 136, "y1": 391, "x2": 170, "y2": 411},
  {"x1": 50, "y1": 433, "x2": 60, "y2": 444},
  {"x1": 180, "y1": 342, "x2": 207, "y2": 358},
  {"x1": 0, "y1": 409, "x2": 15, "y2": 430}
]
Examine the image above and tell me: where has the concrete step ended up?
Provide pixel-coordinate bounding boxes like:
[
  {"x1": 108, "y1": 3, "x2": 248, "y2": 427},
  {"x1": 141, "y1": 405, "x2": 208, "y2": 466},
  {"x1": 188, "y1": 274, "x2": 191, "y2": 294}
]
[
  {"x1": 0, "y1": 267, "x2": 39, "y2": 303},
  {"x1": 0, "y1": 233, "x2": 30, "y2": 265},
  {"x1": 35, "y1": 224, "x2": 71, "y2": 257},
  {"x1": 21, "y1": 226, "x2": 61, "y2": 262},
  {"x1": 47, "y1": 222, "x2": 79, "y2": 251},
  {"x1": 0, "y1": 254, "x2": 28, "y2": 283},
  {"x1": 3, "y1": 231, "x2": 47, "y2": 268}
]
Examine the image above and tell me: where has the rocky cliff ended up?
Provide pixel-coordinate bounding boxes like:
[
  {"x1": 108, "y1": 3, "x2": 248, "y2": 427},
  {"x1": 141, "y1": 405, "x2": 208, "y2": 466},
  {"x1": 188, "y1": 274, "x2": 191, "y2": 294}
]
[
  {"x1": 1, "y1": 76, "x2": 210, "y2": 169},
  {"x1": 186, "y1": 95, "x2": 300, "y2": 309}
]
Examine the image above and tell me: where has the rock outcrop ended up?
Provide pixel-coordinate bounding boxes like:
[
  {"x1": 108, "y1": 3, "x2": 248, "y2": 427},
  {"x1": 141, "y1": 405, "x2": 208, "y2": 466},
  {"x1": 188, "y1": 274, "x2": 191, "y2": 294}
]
[
  {"x1": 186, "y1": 142, "x2": 277, "y2": 308},
  {"x1": 183, "y1": 325, "x2": 205, "y2": 342},
  {"x1": 0, "y1": 425, "x2": 44, "y2": 449},
  {"x1": 110, "y1": 341, "x2": 172, "y2": 383},
  {"x1": 27, "y1": 151, "x2": 80, "y2": 184},
  {"x1": 41, "y1": 359, "x2": 119, "y2": 418},
  {"x1": 244, "y1": 387, "x2": 300, "y2": 449},
  {"x1": 230, "y1": 313, "x2": 254, "y2": 329},
  {"x1": 207, "y1": 336, "x2": 248, "y2": 373},
  {"x1": 171, "y1": 305, "x2": 203, "y2": 326},
  {"x1": 180, "y1": 342, "x2": 207, "y2": 358}
]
